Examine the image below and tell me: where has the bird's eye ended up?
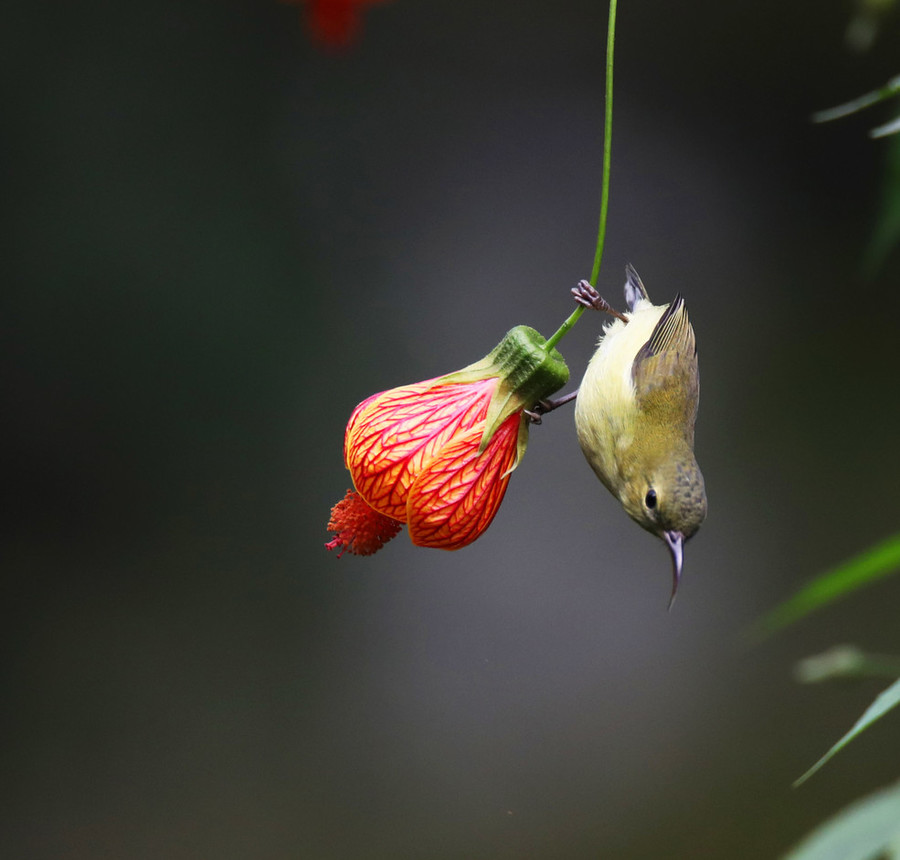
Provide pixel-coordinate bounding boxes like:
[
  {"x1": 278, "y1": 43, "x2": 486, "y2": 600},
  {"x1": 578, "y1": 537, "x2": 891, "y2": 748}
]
[{"x1": 645, "y1": 489, "x2": 657, "y2": 509}]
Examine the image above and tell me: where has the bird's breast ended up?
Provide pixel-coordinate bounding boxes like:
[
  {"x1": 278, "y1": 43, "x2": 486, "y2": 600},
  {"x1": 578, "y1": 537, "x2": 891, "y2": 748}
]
[{"x1": 574, "y1": 301, "x2": 667, "y2": 492}]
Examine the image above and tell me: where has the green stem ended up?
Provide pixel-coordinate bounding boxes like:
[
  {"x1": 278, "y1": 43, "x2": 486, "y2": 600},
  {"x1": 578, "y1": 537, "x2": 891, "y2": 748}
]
[
  {"x1": 544, "y1": 0, "x2": 617, "y2": 354},
  {"x1": 591, "y1": 0, "x2": 617, "y2": 287},
  {"x1": 543, "y1": 303, "x2": 585, "y2": 353}
]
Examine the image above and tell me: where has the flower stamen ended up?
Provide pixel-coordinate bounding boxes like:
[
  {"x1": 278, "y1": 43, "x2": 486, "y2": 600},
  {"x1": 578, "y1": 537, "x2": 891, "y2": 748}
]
[{"x1": 325, "y1": 489, "x2": 402, "y2": 556}]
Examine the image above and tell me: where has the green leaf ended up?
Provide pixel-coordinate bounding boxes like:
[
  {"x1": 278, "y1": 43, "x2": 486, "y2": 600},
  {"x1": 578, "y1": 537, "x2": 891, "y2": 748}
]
[
  {"x1": 794, "y1": 678, "x2": 900, "y2": 786},
  {"x1": 871, "y1": 114, "x2": 900, "y2": 139},
  {"x1": 757, "y1": 534, "x2": 900, "y2": 634},
  {"x1": 812, "y1": 74, "x2": 900, "y2": 124},
  {"x1": 794, "y1": 646, "x2": 900, "y2": 684},
  {"x1": 783, "y1": 780, "x2": 900, "y2": 860},
  {"x1": 864, "y1": 133, "x2": 900, "y2": 275}
]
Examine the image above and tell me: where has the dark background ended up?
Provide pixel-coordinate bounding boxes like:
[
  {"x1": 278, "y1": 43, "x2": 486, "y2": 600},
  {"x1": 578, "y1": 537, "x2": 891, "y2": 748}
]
[{"x1": 4, "y1": 1, "x2": 900, "y2": 857}]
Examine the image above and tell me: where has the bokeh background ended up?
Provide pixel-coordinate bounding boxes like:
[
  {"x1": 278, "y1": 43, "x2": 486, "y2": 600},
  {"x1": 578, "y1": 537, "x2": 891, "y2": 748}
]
[{"x1": 5, "y1": 1, "x2": 900, "y2": 857}]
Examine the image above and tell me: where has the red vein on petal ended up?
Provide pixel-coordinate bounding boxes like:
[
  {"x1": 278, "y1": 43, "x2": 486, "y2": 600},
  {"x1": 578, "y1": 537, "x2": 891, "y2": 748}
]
[
  {"x1": 406, "y1": 413, "x2": 520, "y2": 549},
  {"x1": 345, "y1": 379, "x2": 498, "y2": 521}
]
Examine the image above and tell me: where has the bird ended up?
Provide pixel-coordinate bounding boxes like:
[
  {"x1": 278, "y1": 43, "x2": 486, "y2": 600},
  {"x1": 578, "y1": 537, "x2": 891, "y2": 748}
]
[{"x1": 572, "y1": 264, "x2": 707, "y2": 605}]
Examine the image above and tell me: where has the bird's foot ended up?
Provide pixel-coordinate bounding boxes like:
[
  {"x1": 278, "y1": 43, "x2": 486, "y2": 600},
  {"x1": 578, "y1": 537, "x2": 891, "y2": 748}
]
[
  {"x1": 572, "y1": 279, "x2": 629, "y2": 322},
  {"x1": 525, "y1": 390, "x2": 579, "y2": 424}
]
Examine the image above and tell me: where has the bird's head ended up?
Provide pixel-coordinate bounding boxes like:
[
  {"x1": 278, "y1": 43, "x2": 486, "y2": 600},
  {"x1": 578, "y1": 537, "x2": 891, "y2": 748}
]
[{"x1": 621, "y1": 449, "x2": 707, "y2": 606}]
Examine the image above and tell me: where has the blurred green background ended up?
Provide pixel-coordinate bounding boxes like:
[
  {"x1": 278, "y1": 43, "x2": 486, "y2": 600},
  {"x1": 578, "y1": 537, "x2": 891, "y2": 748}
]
[{"x1": 4, "y1": 1, "x2": 900, "y2": 857}]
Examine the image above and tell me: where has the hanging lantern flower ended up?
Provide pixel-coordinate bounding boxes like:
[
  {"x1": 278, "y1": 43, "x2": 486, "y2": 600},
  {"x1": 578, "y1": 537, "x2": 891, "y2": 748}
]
[{"x1": 325, "y1": 326, "x2": 569, "y2": 555}]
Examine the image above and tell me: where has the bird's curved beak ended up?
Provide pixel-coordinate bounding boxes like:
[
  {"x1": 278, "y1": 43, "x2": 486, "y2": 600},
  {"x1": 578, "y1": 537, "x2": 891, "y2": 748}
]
[{"x1": 663, "y1": 530, "x2": 684, "y2": 610}]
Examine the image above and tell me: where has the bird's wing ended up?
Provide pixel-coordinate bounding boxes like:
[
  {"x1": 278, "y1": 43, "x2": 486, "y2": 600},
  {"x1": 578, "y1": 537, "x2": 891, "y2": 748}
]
[{"x1": 631, "y1": 295, "x2": 698, "y2": 402}]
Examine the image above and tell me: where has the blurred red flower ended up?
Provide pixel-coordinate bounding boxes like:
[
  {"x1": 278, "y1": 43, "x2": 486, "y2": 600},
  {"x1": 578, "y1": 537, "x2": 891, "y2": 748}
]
[{"x1": 286, "y1": 0, "x2": 391, "y2": 48}]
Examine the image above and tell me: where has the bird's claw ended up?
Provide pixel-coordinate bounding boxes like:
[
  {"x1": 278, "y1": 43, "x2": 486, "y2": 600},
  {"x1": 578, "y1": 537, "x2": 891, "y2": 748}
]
[
  {"x1": 525, "y1": 399, "x2": 554, "y2": 424},
  {"x1": 572, "y1": 279, "x2": 601, "y2": 308},
  {"x1": 572, "y1": 279, "x2": 629, "y2": 322},
  {"x1": 525, "y1": 393, "x2": 578, "y2": 424}
]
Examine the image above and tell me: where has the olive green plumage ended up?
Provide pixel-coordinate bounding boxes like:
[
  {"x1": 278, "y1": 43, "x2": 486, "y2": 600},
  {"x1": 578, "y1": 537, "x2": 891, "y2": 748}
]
[{"x1": 574, "y1": 265, "x2": 706, "y2": 601}]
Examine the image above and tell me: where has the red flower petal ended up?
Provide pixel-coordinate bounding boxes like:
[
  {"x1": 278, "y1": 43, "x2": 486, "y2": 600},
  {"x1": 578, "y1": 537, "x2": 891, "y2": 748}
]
[
  {"x1": 406, "y1": 413, "x2": 521, "y2": 550},
  {"x1": 345, "y1": 378, "x2": 497, "y2": 522},
  {"x1": 325, "y1": 488, "x2": 402, "y2": 556}
]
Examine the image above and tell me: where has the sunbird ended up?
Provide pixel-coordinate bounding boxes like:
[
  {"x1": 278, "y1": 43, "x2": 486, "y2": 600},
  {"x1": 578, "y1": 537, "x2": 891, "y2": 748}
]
[{"x1": 573, "y1": 265, "x2": 707, "y2": 604}]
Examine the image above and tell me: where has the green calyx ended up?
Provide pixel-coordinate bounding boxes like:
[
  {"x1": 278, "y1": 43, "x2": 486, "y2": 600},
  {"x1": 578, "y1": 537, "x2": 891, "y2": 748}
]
[{"x1": 441, "y1": 325, "x2": 569, "y2": 468}]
